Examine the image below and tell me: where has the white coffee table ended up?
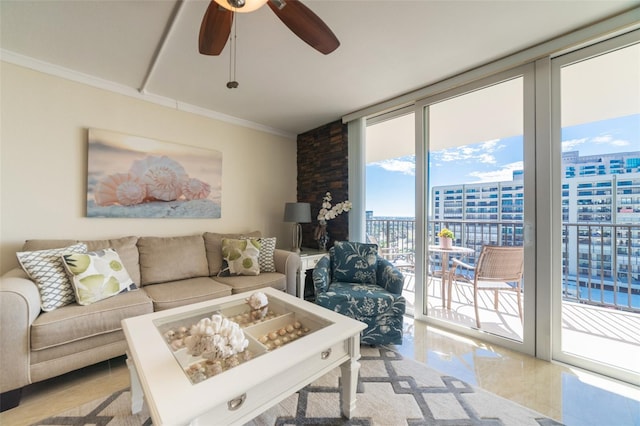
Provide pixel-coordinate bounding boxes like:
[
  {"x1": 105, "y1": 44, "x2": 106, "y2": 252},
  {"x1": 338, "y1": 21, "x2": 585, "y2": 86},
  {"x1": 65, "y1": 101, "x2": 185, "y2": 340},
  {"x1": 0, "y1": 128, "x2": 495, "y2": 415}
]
[{"x1": 122, "y1": 287, "x2": 367, "y2": 425}]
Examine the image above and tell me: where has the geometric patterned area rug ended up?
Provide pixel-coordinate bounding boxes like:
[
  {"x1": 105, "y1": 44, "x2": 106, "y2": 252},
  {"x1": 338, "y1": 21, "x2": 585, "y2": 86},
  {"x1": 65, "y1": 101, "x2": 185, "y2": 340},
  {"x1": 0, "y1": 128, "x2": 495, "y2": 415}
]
[{"x1": 32, "y1": 346, "x2": 563, "y2": 426}]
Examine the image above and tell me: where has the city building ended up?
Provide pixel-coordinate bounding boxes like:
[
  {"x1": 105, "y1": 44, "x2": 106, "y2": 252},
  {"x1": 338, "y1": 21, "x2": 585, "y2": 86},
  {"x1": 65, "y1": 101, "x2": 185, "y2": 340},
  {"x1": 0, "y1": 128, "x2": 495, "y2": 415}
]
[{"x1": 432, "y1": 150, "x2": 640, "y2": 294}]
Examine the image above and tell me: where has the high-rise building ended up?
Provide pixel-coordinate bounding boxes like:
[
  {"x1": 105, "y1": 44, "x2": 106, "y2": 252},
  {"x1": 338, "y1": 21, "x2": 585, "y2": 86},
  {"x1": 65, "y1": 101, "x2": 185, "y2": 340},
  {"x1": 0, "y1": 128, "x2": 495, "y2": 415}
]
[{"x1": 432, "y1": 150, "x2": 640, "y2": 286}]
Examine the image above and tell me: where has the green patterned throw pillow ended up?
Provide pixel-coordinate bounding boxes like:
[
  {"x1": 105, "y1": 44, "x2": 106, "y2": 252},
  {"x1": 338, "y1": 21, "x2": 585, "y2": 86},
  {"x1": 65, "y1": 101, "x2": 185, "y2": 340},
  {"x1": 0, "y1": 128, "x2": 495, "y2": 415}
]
[
  {"x1": 62, "y1": 248, "x2": 137, "y2": 305},
  {"x1": 221, "y1": 238, "x2": 261, "y2": 276}
]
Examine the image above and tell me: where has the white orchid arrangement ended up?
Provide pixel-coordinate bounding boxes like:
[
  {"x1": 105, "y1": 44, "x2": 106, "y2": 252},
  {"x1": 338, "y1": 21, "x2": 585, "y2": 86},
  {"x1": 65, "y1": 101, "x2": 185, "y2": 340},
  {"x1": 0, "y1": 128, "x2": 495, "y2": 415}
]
[{"x1": 317, "y1": 192, "x2": 352, "y2": 222}]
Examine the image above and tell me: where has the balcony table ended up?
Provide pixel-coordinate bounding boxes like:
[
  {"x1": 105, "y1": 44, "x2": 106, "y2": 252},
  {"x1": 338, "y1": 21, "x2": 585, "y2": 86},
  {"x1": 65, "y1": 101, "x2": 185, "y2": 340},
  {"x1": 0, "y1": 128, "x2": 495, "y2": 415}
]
[{"x1": 428, "y1": 245, "x2": 474, "y2": 308}]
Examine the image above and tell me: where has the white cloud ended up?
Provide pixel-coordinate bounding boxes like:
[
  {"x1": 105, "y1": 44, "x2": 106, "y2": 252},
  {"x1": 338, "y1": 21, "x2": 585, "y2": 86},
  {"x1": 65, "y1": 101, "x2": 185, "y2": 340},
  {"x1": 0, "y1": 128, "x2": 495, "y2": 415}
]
[
  {"x1": 373, "y1": 158, "x2": 415, "y2": 176},
  {"x1": 610, "y1": 139, "x2": 631, "y2": 147},
  {"x1": 562, "y1": 137, "x2": 587, "y2": 152},
  {"x1": 469, "y1": 161, "x2": 524, "y2": 182},
  {"x1": 436, "y1": 138, "x2": 502, "y2": 164},
  {"x1": 480, "y1": 139, "x2": 501, "y2": 150},
  {"x1": 563, "y1": 134, "x2": 631, "y2": 151}
]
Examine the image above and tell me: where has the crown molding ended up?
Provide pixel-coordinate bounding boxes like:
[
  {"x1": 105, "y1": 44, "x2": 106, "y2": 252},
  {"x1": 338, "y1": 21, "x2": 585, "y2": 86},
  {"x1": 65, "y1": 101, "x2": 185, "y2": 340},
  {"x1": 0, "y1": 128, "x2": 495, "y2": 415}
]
[{"x1": 0, "y1": 49, "x2": 296, "y2": 140}]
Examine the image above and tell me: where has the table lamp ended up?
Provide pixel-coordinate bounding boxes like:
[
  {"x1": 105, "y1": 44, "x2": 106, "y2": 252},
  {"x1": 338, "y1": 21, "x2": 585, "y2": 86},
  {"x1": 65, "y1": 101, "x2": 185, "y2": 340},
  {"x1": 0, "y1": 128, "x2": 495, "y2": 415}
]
[{"x1": 284, "y1": 202, "x2": 311, "y2": 253}]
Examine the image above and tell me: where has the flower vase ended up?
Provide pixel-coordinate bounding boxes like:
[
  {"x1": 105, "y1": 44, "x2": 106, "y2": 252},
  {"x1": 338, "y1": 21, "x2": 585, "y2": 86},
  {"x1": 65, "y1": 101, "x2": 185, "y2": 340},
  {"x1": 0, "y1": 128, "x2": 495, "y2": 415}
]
[
  {"x1": 314, "y1": 219, "x2": 330, "y2": 251},
  {"x1": 317, "y1": 227, "x2": 329, "y2": 251},
  {"x1": 439, "y1": 237, "x2": 453, "y2": 249}
]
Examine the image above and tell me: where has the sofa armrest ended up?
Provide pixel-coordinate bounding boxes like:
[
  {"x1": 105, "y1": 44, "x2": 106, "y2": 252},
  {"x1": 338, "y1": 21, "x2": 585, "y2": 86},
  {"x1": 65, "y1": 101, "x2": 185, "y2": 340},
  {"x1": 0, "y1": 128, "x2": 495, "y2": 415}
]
[
  {"x1": 312, "y1": 255, "x2": 331, "y2": 295},
  {"x1": 376, "y1": 258, "x2": 405, "y2": 295},
  {"x1": 273, "y1": 249, "x2": 300, "y2": 296},
  {"x1": 0, "y1": 268, "x2": 41, "y2": 393}
]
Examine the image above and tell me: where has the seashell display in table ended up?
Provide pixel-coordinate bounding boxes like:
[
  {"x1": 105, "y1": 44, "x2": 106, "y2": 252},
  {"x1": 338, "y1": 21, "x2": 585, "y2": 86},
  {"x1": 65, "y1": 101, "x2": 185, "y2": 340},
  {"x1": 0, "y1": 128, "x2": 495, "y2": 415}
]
[
  {"x1": 157, "y1": 292, "x2": 328, "y2": 384},
  {"x1": 246, "y1": 291, "x2": 269, "y2": 321}
]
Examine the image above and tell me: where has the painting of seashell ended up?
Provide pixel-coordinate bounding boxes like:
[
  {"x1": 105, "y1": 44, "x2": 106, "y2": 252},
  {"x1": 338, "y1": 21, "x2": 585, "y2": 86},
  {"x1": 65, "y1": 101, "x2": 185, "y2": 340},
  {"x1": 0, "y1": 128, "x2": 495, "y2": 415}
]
[
  {"x1": 129, "y1": 155, "x2": 188, "y2": 201},
  {"x1": 87, "y1": 129, "x2": 222, "y2": 218},
  {"x1": 182, "y1": 177, "x2": 211, "y2": 200},
  {"x1": 94, "y1": 173, "x2": 146, "y2": 206}
]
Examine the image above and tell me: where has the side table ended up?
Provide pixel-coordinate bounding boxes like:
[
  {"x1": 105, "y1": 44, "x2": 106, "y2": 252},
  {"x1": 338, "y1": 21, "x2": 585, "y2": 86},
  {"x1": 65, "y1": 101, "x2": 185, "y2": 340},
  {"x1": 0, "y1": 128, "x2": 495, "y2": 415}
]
[{"x1": 298, "y1": 249, "x2": 328, "y2": 299}]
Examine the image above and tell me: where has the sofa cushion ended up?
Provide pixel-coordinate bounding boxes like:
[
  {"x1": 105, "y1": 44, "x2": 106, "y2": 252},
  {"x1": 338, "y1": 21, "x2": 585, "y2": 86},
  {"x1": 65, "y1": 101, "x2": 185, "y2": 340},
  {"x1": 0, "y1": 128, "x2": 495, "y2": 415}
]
[
  {"x1": 137, "y1": 235, "x2": 209, "y2": 285},
  {"x1": 83, "y1": 236, "x2": 140, "y2": 286},
  {"x1": 213, "y1": 272, "x2": 286, "y2": 294},
  {"x1": 21, "y1": 237, "x2": 141, "y2": 285},
  {"x1": 62, "y1": 249, "x2": 137, "y2": 305},
  {"x1": 30, "y1": 289, "x2": 153, "y2": 351},
  {"x1": 204, "y1": 231, "x2": 261, "y2": 275},
  {"x1": 221, "y1": 238, "x2": 261, "y2": 276},
  {"x1": 17, "y1": 243, "x2": 88, "y2": 312},
  {"x1": 22, "y1": 239, "x2": 78, "y2": 251},
  {"x1": 141, "y1": 277, "x2": 232, "y2": 311}
]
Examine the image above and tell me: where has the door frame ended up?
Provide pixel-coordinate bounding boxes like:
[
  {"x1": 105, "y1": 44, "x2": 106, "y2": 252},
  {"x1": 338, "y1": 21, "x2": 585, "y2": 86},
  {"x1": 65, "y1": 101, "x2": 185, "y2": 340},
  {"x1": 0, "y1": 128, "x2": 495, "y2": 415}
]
[
  {"x1": 413, "y1": 64, "x2": 537, "y2": 356},
  {"x1": 549, "y1": 29, "x2": 640, "y2": 384}
]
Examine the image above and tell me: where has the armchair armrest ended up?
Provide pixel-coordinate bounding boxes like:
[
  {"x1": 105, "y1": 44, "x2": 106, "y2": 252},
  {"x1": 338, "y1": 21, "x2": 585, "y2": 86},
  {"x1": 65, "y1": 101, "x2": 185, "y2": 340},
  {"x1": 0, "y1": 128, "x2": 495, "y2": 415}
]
[
  {"x1": 273, "y1": 249, "x2": 301, "y2": 296},
  {"x1": 376, "y1": 257, "x2": 404, "y2": 295},
  {"x1": 312, "y1": 255, "x2": 331, "y2": 295},
  {"x1": 0, "y1": 268, "x2": 41, "y2": 393}
]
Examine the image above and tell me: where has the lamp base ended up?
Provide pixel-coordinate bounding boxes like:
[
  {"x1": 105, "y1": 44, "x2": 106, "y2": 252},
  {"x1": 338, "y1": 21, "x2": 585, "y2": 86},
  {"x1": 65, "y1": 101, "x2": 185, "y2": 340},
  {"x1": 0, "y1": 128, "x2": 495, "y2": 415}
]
[{"x1": 291, "y1": 223, "x2": 303, "y2": 253}]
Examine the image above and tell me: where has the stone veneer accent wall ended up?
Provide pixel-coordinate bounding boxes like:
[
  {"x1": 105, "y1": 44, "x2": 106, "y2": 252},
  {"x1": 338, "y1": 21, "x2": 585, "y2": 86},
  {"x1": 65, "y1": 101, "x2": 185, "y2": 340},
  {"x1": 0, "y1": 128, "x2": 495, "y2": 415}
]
[{"x1": 297, "y1": 120, "x2": 349, "y2": 250}]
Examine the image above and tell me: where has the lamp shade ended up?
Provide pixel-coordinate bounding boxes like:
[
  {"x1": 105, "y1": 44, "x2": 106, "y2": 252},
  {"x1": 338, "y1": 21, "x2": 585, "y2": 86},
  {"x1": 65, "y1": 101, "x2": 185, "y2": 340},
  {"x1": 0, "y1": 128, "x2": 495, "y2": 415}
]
[{"x1": 284, "y1": 202, "x2": 311, "y2": 223}]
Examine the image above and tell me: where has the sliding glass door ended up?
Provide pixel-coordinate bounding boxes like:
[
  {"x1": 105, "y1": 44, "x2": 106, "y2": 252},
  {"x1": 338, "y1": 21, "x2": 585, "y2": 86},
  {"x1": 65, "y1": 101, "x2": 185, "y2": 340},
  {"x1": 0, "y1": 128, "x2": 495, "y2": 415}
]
[
  {"x1": 365, "y1": 111, "x2": 417, "y2": 316},
  {"x1": 551, "y1": 32, "x2": 640, "y2": 383},
  {"x1": 415, "y1": 66, "x2": 536, "y2": 354},
  {"x1": 351, "y1": 19, "x2": 638, "y2": 382}
]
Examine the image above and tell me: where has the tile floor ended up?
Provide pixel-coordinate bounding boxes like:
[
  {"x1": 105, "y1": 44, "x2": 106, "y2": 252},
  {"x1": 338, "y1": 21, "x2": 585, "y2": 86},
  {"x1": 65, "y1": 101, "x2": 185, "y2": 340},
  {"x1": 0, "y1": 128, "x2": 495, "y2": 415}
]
[
  {"x1": 1, "y1": 316, "x2": 638, "y2": 426},
  {"x1": 393, "y1": 317, "x2": 640, "y2": 426}
]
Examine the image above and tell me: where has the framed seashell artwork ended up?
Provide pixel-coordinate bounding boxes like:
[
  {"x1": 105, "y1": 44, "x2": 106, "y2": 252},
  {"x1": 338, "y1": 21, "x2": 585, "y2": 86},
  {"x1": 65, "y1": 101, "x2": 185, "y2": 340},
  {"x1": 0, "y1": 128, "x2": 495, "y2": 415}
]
[{"x1": 86, "y1": 128, "x2": 222, "y2": 218}]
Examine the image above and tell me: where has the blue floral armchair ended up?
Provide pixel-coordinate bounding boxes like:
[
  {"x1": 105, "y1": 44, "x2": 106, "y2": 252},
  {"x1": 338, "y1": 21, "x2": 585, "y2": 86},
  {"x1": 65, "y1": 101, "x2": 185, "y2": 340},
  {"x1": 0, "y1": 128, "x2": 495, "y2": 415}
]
[{"x1": 312, "y1": 241, "x2": 406, "y2": 345}]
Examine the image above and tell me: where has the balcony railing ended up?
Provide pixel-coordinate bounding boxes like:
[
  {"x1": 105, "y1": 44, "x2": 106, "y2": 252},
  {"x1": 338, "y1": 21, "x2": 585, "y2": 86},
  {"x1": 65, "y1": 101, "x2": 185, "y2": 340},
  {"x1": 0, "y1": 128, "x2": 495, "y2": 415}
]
[{"x1": 366, "y1": 219, "x2": 640, "y2": 313}]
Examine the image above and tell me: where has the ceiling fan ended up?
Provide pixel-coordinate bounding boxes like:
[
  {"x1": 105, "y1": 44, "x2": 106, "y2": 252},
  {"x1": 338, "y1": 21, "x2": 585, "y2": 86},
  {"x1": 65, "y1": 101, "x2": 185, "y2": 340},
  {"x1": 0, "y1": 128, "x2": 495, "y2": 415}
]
[{"x1": 198, "y1": 0, "x2": 340, "y2": 56}]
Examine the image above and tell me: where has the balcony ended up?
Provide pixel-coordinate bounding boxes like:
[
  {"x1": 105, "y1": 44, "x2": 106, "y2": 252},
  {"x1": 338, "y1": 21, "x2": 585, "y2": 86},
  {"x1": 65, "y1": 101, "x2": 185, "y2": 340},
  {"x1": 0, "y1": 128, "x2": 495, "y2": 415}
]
[
  {"x1": 399, "y1": 271, "x2": 639, "y2": 374},
  {"x1": 367, "y1": 219, "x2": 640, "y2": 374}
]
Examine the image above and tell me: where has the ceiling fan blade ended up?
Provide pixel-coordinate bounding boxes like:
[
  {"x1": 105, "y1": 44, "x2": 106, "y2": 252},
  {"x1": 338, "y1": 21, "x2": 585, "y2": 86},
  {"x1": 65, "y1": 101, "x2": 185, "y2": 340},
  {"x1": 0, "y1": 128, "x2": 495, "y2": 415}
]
[
  {"x1": 199, "y1": 1, "x2": 233, "y2": 55},
  {"x1": 267, "y1": 0, "x2": 339, "y2": 55}
]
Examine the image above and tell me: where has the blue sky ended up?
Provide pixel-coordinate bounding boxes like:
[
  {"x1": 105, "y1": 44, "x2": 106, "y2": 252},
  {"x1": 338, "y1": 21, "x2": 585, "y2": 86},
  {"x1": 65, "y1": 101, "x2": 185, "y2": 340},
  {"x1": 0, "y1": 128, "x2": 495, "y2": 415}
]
[{"x1": 366, "y1": 113, "x2": 640, "y2": 218}]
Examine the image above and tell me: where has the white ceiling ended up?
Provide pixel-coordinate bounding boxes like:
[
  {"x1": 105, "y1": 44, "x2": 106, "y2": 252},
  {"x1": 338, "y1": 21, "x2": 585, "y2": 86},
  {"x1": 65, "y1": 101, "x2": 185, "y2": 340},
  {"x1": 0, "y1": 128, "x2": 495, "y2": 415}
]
[{"x1": 1, "y1": 0, "x2": 638, "y2": 138}]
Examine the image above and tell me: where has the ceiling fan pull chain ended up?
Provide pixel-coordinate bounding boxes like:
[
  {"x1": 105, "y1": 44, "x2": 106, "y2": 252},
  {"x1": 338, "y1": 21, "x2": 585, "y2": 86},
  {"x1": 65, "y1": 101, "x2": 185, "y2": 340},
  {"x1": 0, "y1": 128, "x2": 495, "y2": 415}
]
[{"x1": 227, "y1": 13, "x2": 239, "y2": 89}]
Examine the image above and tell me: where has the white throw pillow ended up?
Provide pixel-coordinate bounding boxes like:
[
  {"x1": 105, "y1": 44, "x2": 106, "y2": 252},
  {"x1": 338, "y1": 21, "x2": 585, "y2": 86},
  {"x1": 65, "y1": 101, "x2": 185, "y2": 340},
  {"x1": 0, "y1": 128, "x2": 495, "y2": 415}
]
[
  {"x1": 221, "y1": 238, "x2": 261, "y2": 276},
  {"x1": 242, "y1": 236, "x2": 276, "y2": 273},
  {"x1": 17, "y1": 243, "x2": 88, "y2": 311},
  {"x1": 62, "y1": 248, "x2": 137, "y2": 305}
]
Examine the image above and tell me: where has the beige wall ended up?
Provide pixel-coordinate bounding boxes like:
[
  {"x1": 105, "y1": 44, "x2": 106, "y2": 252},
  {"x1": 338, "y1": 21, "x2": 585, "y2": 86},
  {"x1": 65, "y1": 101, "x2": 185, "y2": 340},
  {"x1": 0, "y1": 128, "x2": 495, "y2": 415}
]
[{"x1": 0, "y1": 62, "x2": 297, "y2": 273}]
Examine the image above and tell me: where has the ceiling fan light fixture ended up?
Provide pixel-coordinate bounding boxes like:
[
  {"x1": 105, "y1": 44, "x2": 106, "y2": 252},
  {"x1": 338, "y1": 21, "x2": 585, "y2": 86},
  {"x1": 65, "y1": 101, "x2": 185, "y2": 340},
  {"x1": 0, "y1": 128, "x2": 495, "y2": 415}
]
[{"x1": 214, "y1": 0, "x2": 268, "y2": 13}]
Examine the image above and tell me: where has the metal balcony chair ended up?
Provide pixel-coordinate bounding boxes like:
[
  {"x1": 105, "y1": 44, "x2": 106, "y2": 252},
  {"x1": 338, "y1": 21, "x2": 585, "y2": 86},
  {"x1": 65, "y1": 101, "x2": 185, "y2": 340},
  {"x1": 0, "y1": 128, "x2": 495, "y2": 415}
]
[{"x1": 447, "y1": 245, "x2": 524, "y2": 328}]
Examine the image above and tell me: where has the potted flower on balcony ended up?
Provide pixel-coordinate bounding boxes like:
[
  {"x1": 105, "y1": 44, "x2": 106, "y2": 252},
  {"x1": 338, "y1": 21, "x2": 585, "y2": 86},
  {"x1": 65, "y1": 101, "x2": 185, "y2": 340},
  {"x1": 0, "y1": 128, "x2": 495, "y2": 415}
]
[{"x1": 437, "y1": 228, "x2": 454, "y2": 249}]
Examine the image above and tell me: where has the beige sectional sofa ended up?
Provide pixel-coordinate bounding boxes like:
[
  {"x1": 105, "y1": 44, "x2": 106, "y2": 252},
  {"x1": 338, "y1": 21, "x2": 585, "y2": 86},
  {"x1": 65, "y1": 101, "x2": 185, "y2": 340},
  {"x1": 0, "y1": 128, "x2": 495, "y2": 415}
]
[{"x1": 0, "y1": 231, "x2": 300, "y2": 410}]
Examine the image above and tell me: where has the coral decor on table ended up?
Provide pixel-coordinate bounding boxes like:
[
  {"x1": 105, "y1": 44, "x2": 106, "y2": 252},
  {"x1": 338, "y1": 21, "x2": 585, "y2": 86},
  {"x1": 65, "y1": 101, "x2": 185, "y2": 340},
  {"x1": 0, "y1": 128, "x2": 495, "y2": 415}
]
[
  {"x1": 183, "y1": 314, "x2": 249, "y2": 360},
  {"x1": 314, "y1": 192, "x2": 352, "y2": 251}
]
